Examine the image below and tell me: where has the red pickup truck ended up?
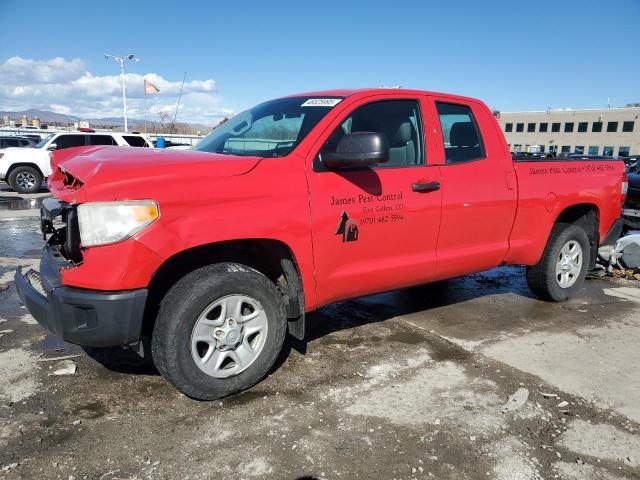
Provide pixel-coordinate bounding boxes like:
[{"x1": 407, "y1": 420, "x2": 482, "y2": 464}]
[{"x1": 15, "y1": 89, "x2": 627, "y2": 400}]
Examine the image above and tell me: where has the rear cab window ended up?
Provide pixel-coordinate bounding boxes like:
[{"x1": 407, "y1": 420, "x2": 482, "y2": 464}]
[
  {"x1": 435, "y1": 102, "x2": 485, "y2": 164},
  {"x1": 54, "y1": 135, "x2": 87, "y2": 149},
  {"x1": 89, "y1": 135, "x2": 117, "y2": 146},
  {"x1": 123, "y1": 135, "x2": 150, "y2": 147}
]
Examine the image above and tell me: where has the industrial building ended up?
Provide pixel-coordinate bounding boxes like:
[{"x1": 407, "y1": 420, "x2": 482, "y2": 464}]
[{"x1": 498, "y1": 105, "x2": 640, "y2": 157}]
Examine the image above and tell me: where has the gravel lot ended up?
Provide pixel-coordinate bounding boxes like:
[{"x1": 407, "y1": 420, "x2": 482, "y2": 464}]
[{"x1": 1, "y1": 186, "x2": 639, "y2": 480}]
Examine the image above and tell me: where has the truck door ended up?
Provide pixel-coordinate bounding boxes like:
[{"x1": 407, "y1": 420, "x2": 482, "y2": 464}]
[
  {"x1": 306, "y1": 96, "x2": 443, "y2": 306},
  {"x1": 427, "y1": 96, "x2": 517, "y2": 279}
]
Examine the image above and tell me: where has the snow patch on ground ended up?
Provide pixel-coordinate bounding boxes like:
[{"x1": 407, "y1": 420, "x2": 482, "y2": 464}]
[
  {"x1": 554, "y1": 461, "x2": 628, "y2": 480},
  {"x1": 338, "y1": 360, "x2": 506, "y2": 434},
  {"x1": 0, "y1": 347, "x2": 39, "y2": 402},
  {"x1": 559, "y1": 419, "x2": 640, "y2": 468},
  {"x1": 485, "y1": 436, "x2": 542, "y2": 480},
  {"x1": 237, "y1": 457, "x2": 273, "y2": 477}
]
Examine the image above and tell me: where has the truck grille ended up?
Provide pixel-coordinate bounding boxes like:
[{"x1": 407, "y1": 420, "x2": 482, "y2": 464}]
[
  {"x1": 41, "y1": 199, "x2": 83, "y2": 264},
  {"x1": 24, "y1": 268, "x2": 46, "y2": 296}
]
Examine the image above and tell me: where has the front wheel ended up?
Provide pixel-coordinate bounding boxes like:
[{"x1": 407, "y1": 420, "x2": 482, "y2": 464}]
[
  {"x1": 526, "y1": 223, "x2": 590, "y2": 301},
  {"x1": 8, "y1": 166, "x2": 43, "y2": 194},
  {"x1": 151, "y1": 263, "x2": 287, "y2": 400}
]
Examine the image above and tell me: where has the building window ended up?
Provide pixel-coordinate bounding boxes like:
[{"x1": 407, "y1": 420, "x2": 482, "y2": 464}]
[
  {"x1": 592, "y1": 122, "x2": 603, "y2": 132},
  {"x1": 549, "y1": 145, "x2": 558, "y2": 153},
  {"x1": 607, "y1": 122, "x2": 618, "y2": 132},
  {"x1": 505, "y1": 123, "x2": 513, "y2": 132},
  {"x1": 539, "y1": 122, "x2": 548, "y2": 132},
  {"x1": 577, "y1": 122, "x2": 588, "y2": 132},
  {"x1": 539, "y1": 145, "x2": 545, "y2": 152},
  {"x1": 564, "y1": 122, "x2": 574, "y2": 133},
  {"x1": 603, "y1": 146, "x2": 614, "y2": 156},
  {"x1": 516, "y1": 123, "x2": 524, "y2": 132},
  {"x1": 552, "y1": 122, "x2": 561, "y2": 132},
  {"x1": 527, "y1": 123, "x2": 535, "y2": 132},
  {"x1": 622, "y1": 121, "x2": 634, "y2": 133},
  {"x1": 574, "y1": 146, "x2": 584, "y2": 154},
  {"x1": 618, "y1": 146, "x2": 630, "y2": 157},
  {"x1": 588, "y1": 146, "x2": 599, "y2": 155},
  {"x1": 513, "y1": 144, "x2": 522, "y2": 152},
  {"x1": 561, "y1": 145, "x2": 571, "y2": 153}
]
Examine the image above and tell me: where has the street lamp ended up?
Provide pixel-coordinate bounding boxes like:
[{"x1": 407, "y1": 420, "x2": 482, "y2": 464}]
[{"x1": 104, "y1": 53, "x2": 139, "y2": 132}]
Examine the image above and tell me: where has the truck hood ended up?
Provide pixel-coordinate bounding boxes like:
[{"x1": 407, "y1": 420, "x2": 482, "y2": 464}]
[{"x1": 49, "y1": 146, "x2": 263, "y2": 202}]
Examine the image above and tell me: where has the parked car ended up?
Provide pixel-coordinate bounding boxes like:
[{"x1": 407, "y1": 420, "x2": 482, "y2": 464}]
[
  {"x1": 0, "y1": 131, "x2": 151, "y2": 193},
  {"x1": 0, "y1": 135, "x2": 38, "y2": 149},
  {"x1": 15, "y1": 88, "x2": 626, "y2": 400},
  {"x1": 622, "y1": 161, "x2": 640, "y2": 230}
]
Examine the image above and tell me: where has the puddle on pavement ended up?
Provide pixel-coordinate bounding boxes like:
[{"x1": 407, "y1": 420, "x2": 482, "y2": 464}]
[{"x1": 0, "y1": 195, "x2": 45, "y2": 210}]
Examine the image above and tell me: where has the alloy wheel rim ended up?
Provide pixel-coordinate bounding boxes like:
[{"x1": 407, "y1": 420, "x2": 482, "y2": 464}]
[
  {"x1": 16, "y1": 172, "x2": 36, "y2": 189},
  {"x1": 190, "y1": 294, "x2": 268, "y2": 378},
  {"x1": 555, "y1": 240, "x2": 583, "y2": 288}
]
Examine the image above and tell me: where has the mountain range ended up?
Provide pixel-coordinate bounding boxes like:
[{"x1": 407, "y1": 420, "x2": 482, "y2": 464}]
[{"x1": 0, "y1": 108, "x2": 213, "y2": 131}]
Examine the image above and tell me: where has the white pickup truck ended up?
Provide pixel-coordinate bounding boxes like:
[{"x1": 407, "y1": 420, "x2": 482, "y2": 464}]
[{"x1": 0, "y1": 131, "x2": 150, "y2": 193}]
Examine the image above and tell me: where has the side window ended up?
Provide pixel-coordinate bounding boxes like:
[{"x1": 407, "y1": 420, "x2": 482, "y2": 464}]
[
  {"x1": 55, "y1": 135, "x2": 86, "y2": 149},
  {"x1": 318, "y1": 100, "x2": 424, "y2": 169},
  {"x1": 435, "y1": 102, "x2": 485, "y2": 164},
  {"x1": 89, "y1": 135, "x2": 117, "y2": 146},
  {"x1": 6, "y1": 139, "x2": 20, "y2": 147},
  {"x1": 123, "y1": 135, "x2": 149, "y2": 147}
]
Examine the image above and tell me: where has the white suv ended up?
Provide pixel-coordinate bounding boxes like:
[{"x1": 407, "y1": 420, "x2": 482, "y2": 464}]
[{"x1": 0, "y1": 131, "x2": 151, "y2": 193}]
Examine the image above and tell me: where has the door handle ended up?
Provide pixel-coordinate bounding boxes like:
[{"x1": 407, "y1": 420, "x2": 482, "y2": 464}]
[{"x1": 412, "y1": 181, "x2": 441, "y2": 192}]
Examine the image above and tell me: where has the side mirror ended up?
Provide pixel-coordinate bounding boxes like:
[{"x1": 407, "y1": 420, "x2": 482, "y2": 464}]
[
  {"x1": 47, "y1": 143, "x2": 57, "y2": 151},
  {"x1": 322, "y1": 132, "x2": 389, "y2": 169}
]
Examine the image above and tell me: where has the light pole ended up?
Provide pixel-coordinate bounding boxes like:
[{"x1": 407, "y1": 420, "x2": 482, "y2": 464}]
[{"x1": 104, "y1": 53, "x2": 139, "y2": 132}]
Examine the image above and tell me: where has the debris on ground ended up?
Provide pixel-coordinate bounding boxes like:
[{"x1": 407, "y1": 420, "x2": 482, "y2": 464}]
[
  {"x1": 598, "y1": 233, "x2": 640, "y2": 274},
  {"x1": 500, "y1": 388, "x2": 529, "y2": 413},
  {"x1": 539, "y1": 392, "x2": 558, "y2": 398},
  {"x1": 557, "y1": 400, "x2": 569, "y2": 408},
  {"x1": 36, "y1": 354, "x2": 82, "y2": 363},
  {"x1": 48, "y1": 359, "x2": 77, "y2": 376}
]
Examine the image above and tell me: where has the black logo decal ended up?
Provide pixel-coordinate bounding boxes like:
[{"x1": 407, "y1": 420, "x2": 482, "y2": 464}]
[{"x1": 335, "y1": 211, "x2": 359, "y2": 242}]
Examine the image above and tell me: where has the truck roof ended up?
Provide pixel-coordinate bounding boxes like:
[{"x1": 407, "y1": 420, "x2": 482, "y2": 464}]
[{"x1": 282, "y1": 88, "x2": 483, "y2": 104}]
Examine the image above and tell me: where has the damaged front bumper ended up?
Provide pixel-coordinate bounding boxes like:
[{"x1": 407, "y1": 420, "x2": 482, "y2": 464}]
[{"x1": 14, "y1": 198, "x2": 148, "y2": 347}]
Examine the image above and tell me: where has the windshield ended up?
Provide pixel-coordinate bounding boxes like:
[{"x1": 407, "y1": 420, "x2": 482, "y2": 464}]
[
  {"x1": 194, "y1": 96, "x2": 343, "y2": 157},
  {"x1": 35, "y1": 133, "x2": 55, "y2": 148}
]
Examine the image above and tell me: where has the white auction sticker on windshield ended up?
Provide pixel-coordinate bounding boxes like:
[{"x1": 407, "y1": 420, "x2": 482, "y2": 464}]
[{"x1": 301, "y1": 98, "x2": 342, "y2": 107}]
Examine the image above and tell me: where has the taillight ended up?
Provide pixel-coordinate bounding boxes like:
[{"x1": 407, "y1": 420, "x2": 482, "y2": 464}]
[{"x1": 621, "y1": 171, "x2": 628, "y2": 205}]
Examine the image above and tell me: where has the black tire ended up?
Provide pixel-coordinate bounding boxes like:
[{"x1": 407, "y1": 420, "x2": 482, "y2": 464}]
[
  {"x1": 151, "y1": 263, "x2": 287, "y2": 400},
  {"x1": 526, "y1": 222, "x2": 590, "y2": 301},
  {"x1": 8, "y1": 166, "x2": 42, "y2": 194}
]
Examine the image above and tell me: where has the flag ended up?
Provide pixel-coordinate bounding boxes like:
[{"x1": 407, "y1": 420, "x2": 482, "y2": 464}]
[{"x1": 144, "y1": 79, "x2": 160, "y2": 95}]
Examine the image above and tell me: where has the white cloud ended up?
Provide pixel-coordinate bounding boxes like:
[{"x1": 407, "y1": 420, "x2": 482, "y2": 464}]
[{"x1": 0, "y1": 56, "x2": 232, "y2": 125}]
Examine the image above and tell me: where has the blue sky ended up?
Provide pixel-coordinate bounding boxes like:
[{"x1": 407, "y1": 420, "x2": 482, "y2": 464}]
[{"x1": 0, "y1": 0, "x2": 638, "y2": 124}]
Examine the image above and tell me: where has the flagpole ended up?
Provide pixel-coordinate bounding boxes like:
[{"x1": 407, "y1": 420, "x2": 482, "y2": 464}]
[
  {"x1": 144, "y1": 84, "x2": 147, "y2": 137},
  {"x1": 172, "y1": 72, "x2": 186, "y2": 133}
]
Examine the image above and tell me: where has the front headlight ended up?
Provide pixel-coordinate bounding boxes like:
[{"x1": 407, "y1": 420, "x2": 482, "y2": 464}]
[{"x1": 77, "y1": 200, "x2": 159, "y2": 247}]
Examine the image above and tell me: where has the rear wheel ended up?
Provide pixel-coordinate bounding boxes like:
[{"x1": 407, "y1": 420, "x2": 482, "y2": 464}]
[
  {"x1": 151, "y1": 263, "x2": 287, "y2": 400},
  {"x1": 526, "y1": 223, "x2": 590, "y2": 301},
  {"x1": 8, "y1": 166, "x2": 42, "y2": 194}
]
